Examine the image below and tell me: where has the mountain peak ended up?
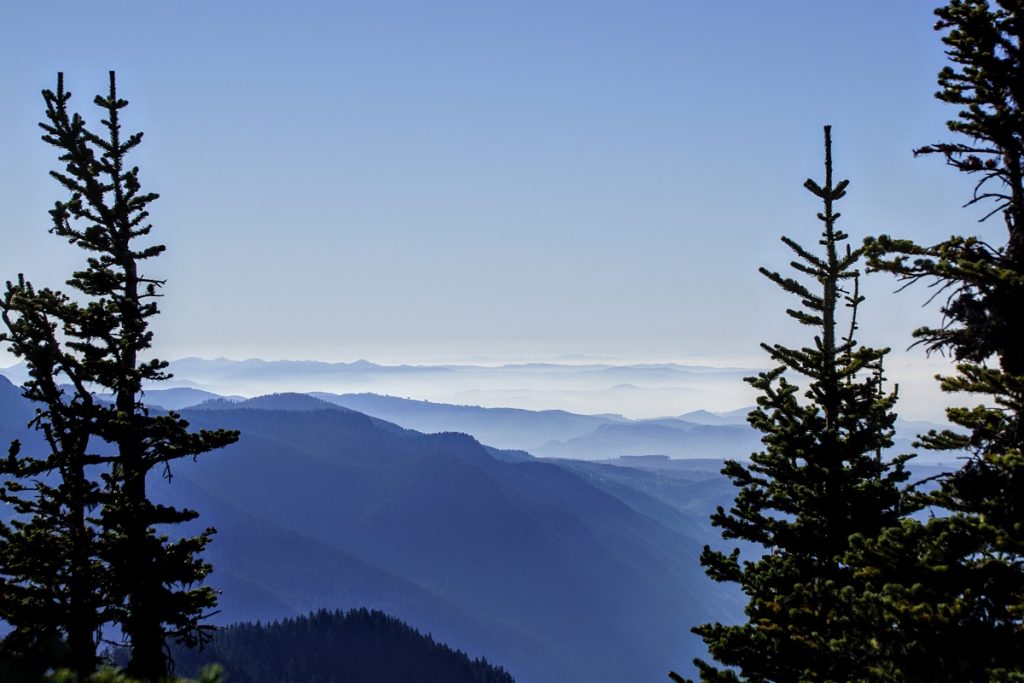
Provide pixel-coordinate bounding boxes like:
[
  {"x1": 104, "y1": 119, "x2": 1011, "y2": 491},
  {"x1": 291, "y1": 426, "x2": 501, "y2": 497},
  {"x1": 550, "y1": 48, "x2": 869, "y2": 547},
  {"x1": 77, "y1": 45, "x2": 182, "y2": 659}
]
[{"x1": 194, "y1": 392, "x2": 347, "y2": 413}]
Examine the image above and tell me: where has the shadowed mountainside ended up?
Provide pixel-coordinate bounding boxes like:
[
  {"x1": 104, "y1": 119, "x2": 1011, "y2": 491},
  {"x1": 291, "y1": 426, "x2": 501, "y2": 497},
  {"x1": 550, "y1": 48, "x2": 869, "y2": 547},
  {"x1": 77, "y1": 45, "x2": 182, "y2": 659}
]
[{"x1": 174, "y1": 393, "x2": 740, "y2": 682}]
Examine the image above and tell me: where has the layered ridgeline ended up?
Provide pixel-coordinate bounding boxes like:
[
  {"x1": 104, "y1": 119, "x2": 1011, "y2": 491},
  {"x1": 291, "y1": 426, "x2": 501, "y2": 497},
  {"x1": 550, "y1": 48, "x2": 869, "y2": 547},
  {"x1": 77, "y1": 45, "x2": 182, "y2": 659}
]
[
  {"x1": 306, "y1": 393, "x2": 951, "y2": 463},
  {"x1": 0, "y1": 357, "x2": 757, "y2": 421},
  {"x1": 149, "y1": 387, "x2": 951, "y2": 463},
  {"x1": 0, "y1": 362, "x2": 954, "y2": 462},
  {"x1": 170, "y1": 608, "x2": 513, "y2": 683},
  {"x1": 0, "y1": 373, "x2": 956, "y2": 681},
  {"x1": 0, "y1": 374, "x2": 743, "y2": 683}
]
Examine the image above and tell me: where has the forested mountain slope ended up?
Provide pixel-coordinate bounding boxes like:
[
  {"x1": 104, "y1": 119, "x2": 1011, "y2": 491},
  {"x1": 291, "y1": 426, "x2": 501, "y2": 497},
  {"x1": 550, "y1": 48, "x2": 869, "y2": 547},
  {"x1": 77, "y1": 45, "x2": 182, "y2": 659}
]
[{"x1": 171, "y1": 608, "x2": 514, "y2": 683}]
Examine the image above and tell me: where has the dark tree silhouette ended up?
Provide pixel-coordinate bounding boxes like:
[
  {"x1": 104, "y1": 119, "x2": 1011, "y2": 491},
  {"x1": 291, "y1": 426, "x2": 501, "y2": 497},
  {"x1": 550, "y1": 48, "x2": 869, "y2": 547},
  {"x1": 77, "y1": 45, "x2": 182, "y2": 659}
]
[
  {"x1": 171, "y1": 608, "x2": 515, "y2": 683},
  {"x1": 862, "y1": 1, "x2": 1024, "y2": 678},
  {"x1": 681, "y1": 127, "x2": 914, "y2": 682},
  {"x1": 0, "y1": 72, "x2": 238, "y2": 681},
  {"x1": 0, "y1": 276, "x2": 111, "y2": 679}
]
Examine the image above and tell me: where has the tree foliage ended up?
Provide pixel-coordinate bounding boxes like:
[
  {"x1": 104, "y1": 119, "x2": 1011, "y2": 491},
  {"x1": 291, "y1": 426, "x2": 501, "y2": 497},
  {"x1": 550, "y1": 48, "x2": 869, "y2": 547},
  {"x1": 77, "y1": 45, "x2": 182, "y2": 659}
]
[
  {"x1": 681, "y1": 127, "x2": 914, "y2": 682},
  {"x1": 0, "y1": 275, "x2": 110, "y2": 678},
  {"x1": 170, "y1": 608, "x2": 513, "y2": 683},
  {"x1": 0, "y1": 73, "x2": 238, "y2": 681},
  {"x1": 861, "y1": 1, "x2": 1024, "y2": 679}
]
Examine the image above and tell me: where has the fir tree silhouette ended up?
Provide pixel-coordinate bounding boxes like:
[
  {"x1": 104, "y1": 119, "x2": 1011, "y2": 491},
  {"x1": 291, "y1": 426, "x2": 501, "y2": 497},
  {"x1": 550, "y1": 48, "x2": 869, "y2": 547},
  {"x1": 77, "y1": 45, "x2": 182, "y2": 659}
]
[
  {"x1": 0, "y1": 72, "x2": 239, "y2": 681},
  {"x1": 680, "y1": 127, "x2": 914, "y2": 682}
]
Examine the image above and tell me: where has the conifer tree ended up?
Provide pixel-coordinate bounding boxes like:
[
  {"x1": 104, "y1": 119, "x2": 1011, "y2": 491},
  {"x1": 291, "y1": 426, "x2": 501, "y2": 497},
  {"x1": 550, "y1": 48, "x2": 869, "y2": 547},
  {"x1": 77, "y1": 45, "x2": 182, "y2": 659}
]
[
  {"x1": 680, "y1": 127, "x2": 914, "y2": 682},
  {"x1": 862, "y1": 1, "x2": 1024, "y2": 678},
  {"x1": 0, "y1": 72, "x2": 238, "y2": 681},
  {"x1": 0, "y1": 277, "x2": 110, "y2": 679}
]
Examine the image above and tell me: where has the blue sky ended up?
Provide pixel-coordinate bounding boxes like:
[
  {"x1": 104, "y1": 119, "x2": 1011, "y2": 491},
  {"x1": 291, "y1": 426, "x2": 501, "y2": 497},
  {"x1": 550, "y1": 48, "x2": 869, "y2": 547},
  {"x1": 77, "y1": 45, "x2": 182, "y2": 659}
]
[{"x1": 0, "y1": 2, "x2": 1000, "y2": 373}]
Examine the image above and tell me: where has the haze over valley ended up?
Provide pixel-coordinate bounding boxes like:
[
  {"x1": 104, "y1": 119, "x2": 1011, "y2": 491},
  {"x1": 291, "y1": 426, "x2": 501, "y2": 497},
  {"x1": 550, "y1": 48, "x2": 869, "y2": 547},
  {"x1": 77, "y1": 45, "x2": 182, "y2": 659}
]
[
  {"x1": 0, "y1": 358, "x2": 961, "y2": 681},
  {"x1": 1, "y1": 354, "x2": 960, "y2": 424}
]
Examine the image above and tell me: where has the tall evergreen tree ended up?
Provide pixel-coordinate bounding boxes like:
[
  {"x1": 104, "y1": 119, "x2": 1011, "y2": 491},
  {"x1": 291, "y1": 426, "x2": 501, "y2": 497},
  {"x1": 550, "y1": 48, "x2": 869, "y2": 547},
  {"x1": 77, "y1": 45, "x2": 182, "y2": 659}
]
[
  {"x1": 0, "y1": 72, "x2": 238, "y2": 681},
  {"x1": 680, "y1": 127, "x2": 914, "y2": 682},
  {"x1": 862, "y1": 1, "x2": 1024, "y2": 678}
]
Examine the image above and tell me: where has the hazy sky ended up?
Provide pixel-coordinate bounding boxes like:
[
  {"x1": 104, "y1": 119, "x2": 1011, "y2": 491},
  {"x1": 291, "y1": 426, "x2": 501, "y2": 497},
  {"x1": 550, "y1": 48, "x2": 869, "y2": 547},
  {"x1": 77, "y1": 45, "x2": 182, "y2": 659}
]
[{"x1": 0, "y1": 2, "x2": 1004, "y2": 370}]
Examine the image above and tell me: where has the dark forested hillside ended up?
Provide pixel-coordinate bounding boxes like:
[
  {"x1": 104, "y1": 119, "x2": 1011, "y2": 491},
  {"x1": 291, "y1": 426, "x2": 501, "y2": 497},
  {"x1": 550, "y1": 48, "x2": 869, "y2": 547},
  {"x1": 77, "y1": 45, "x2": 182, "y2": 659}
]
[{"x1": 172, "y1": 608, "x2": 514, "y2": 683}]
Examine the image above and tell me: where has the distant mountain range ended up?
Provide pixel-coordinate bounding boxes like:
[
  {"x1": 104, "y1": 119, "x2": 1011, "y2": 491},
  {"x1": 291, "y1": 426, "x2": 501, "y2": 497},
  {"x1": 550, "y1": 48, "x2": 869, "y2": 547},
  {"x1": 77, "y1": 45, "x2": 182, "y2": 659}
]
[
  {"x1": 0, "y1": 367, "x2": 963, "y2": 683},
  {"x1": 240, "y1": 390, "x2": 950, "y2": 464},
  {"x1": 0, "y1": 357, "x2": 760, "y2": 418},
  {"x1": 0, "y1": 365, "x2": 953, "y2": 463},
  {"x1": 0, "y1": 376, "x2": 749, "y2": 682},
  {"x1": 310, "y1": 392, "x2": 624, "y2": 452},
  {"x1": 174, "y1": 392, "x2": 745, "y2": 682}
]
